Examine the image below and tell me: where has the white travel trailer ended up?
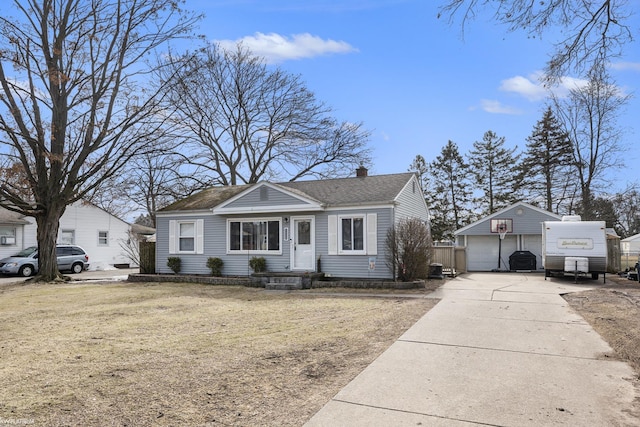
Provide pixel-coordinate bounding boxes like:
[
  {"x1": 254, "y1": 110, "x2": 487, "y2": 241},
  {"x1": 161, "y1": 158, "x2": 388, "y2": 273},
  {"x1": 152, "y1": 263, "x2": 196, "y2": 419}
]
[{"x1": 541, "y1": 216, "x2": 608, "y2": 280}]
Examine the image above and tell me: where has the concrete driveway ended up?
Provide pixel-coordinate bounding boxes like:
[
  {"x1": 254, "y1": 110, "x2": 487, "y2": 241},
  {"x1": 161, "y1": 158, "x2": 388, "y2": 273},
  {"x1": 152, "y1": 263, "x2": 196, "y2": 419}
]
[
  {"x1": 0, "y1": 268, "x2": 138, "y2": 285},
  {"x1": 306, "y1": 272, "x2": 639, "y2": 426}
]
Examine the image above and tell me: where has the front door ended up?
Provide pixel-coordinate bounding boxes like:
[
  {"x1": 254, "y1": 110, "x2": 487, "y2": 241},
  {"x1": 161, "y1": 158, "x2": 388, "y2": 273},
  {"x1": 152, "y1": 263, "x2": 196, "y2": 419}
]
[{"x1": 292, "y1": 217, "x2": 314, "y2": 270}]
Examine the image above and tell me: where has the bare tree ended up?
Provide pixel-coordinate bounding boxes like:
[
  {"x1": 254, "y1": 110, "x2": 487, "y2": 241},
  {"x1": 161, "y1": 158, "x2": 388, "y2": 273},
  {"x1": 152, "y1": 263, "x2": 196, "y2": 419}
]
[
  {"x1": 0, "y1": 0, "x2": 200, "y2": 280},
  {"x1": 101, "y1": 137, "x2": 212, "y2": 228},
  {"x1": 161, "y1": 43, "x2": 372, "y2": 185},
  {"x1": 119, "y1": 229, "x2": 141, "y2": 268},
  {"x1": 552, "y1": 68, "x2": 629, "y2": 219},
  {"x1": 86, "y1": 133, "x2": 212, "y2": 227},
  {"x1": 120, "y1": 144, "x2": 211, "y2": 227},
  {"x1": 0, "y1": 161, "x2": 31, "y2": 201},
  {"x1": 439, "y1": 0, "x2": 634, "y2": 82},
  {"x1": 385, "y1": 218, "x2": 432, "y2": 282},
  {"x1": 611, "y1": 186, "x2": 640, "y2": 238}
]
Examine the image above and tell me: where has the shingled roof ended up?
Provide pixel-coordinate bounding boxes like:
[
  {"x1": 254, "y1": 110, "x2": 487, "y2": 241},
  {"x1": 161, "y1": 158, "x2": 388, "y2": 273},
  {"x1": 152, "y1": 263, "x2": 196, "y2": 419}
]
[
  {"x1": 277, "y1": 173, "x2": 415, "y2": 207},
  {"x1": 160, "y1": 184, "x2": 252, "y2": 212},
  {"x1": 159, "y1": 173, "x2": 416, "y2": 212},
  {"x1": 0, "y1": 207, "x2": 30, "y2": 225}
]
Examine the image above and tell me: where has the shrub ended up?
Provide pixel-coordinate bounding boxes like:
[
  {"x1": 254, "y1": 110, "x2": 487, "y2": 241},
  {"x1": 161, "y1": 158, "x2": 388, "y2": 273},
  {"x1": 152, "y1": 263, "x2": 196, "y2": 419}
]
[
  {"x1": 385, "y1": 218, "x2": 432, "y2": 281},
  {"x1": 249, "y1": 256, "x2": 266, "y2": 273},
  {"x1": 206, "y1": 257, "x2": 224, "y2": 276},
  {"x1": 167, "y1": 257, "x2": 182, "y2": 274}
]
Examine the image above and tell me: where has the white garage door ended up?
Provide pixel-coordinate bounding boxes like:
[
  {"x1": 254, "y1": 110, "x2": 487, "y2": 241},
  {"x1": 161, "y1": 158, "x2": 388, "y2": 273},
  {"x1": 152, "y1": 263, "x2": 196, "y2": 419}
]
[
  {"x1": 521, "y1": 234, "x2": 543, "y2": 271},
  {"x1": 467, "y1": 235, "x2": 518, "y2": 271}
]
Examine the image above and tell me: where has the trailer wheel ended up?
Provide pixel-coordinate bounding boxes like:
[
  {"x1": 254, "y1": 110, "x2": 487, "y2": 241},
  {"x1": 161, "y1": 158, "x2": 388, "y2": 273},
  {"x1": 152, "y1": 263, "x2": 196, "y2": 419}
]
[
  {"x1": 545, "y1": 269, "x2": 550, "y2": 278},
  {"x1": 591, "y1": 273, "x2": 599, "y2": 280}
]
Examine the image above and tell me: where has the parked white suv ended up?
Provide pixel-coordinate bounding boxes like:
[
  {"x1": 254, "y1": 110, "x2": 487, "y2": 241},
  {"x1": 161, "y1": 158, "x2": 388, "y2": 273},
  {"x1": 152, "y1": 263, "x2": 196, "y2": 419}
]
[{"x1": 0, "y1": 245, "x2": 90, "y2": 277}]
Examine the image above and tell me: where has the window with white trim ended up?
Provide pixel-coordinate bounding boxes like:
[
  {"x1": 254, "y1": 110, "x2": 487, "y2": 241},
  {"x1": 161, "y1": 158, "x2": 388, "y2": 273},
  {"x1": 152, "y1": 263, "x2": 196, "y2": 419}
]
[
  {"x1": 168, "y1": 219, "x2": 204, "y2": 254},
  {"x1": 328, "y1": 213, "x2": 377, "y2": 256},
  {"x1": 179, "y1": 222, "x2": 195, "y2": 252},
  {"x1": 0, "y1": 227, "x2": 16, "y2": 245},
  {"x1": 60, "y1": 229, "x2": 75, "y2": 245},
  {"x1": 341, "y1": 216, "x2": 365, "y2": 252},
  {"x1": 98, "y1": 231, "x2": 109, "y2": 246},
  {"x1": 228, "y1": 219, "x2": 280, "y2": 253}
]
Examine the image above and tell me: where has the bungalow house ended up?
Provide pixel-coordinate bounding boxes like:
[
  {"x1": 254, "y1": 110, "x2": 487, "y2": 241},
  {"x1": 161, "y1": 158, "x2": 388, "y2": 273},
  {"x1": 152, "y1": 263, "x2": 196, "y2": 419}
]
[
  {"x1": 454, "y1": 202, "x2": 562, "y2": 272},
  {"x1": 155, "y1": 169, "x2": 429, "y2": 279},
  {"x1": 0, "y1": 201, "x2": 137, "y2": 269}
]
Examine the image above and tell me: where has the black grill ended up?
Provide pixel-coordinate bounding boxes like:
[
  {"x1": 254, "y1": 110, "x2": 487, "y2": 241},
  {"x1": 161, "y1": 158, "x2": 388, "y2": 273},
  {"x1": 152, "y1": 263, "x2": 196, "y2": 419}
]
[{"x1": 509, "y1": 251, "x2": 537, "y2": 271}]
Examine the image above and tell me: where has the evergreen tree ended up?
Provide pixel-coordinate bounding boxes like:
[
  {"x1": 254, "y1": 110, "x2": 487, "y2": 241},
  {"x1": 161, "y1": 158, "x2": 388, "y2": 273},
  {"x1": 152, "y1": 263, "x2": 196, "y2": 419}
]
[
  {"x1": 518, "y1": 107, "x2": 575, "y2": 213},
  {"x1": 468, "y1": 131, "x2": 520, "y2": 215},
  {"x1": 582, "y1": 196, "x2": 617, "y2": 228},
  {"x1": 408, "y1": 154, "x2": 430, "y2": 194},
  {"x1": 424, "y1": 141, "x2": 472, "y2": 241}
]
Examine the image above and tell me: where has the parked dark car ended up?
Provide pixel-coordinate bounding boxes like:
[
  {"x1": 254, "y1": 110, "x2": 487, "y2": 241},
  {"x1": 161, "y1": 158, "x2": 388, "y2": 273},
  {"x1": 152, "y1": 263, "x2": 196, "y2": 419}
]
[{"x1": 0, "y1": 245, "x2": 90, "y2": 277}]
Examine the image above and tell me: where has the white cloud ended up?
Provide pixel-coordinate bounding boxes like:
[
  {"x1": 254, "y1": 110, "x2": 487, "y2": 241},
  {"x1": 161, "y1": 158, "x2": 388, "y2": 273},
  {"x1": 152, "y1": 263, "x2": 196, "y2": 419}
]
[
  {"x1": 214, "y1": 32, "x2": 357, "y2": 63},
  {"x1": 499, "y1": 72, "x2": 592, "y2": 100},
  {"x1": 552, "y1": 76, "x2": 589, "y2": 98},
  {"x1": 499, "y1": 74, "x2": 548, "y2": 101},
  {"x1": 480, "y1": 99, "x2": 521, "y2": 115},
  {"x1": 610, "y1": 61, "x2": 640, "y2": 72}
]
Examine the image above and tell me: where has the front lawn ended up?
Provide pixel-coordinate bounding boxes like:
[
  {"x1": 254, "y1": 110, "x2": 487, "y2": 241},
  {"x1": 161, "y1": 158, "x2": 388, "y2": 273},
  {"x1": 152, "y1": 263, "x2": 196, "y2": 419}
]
[{"x1": 0, "y1": 282, "x2": 437, "y2": 426}]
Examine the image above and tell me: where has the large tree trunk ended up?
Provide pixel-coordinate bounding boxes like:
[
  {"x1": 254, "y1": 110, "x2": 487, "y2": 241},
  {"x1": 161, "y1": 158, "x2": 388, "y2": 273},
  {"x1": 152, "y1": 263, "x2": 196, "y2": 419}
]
[
  {"x1": 0, "y1": 0, "x2": 200, "y2": 284},
  {"x1": 581, "y1": 187, "x2": 594, "y2": 220},
  {"x1": 34, "y1": 206, "x2": 65, "y2": 281}
]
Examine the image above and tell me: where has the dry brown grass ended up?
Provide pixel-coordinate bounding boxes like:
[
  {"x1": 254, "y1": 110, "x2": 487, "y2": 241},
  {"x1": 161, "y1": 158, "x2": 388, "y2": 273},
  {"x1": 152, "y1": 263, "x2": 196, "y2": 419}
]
[
  {"x1": 0, "y1": 281, "x2": 437, "y2": 426},
  {"x1": 564, "y1": 277, "x2": 640, "y2": 374}
]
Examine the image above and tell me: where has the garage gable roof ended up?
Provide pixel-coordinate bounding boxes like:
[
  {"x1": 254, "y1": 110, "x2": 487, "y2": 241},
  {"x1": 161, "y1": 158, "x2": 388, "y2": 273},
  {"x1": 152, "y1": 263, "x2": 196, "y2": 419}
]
[{"x1": 455, "y1": 202, "x2": 562, "y2": 236}]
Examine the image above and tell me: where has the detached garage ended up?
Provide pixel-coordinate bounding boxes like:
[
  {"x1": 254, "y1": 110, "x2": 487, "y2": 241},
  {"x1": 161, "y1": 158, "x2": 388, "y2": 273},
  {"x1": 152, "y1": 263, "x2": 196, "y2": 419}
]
[{"x1": 454, "y1": 202, "x2": 561, "y2": 272}]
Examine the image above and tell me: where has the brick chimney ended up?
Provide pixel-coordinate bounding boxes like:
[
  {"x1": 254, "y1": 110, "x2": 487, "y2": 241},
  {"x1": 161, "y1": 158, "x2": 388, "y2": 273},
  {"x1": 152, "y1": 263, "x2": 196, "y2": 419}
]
[{"x1": 356, "y1": 165, "x2": 368, "y2": 177}]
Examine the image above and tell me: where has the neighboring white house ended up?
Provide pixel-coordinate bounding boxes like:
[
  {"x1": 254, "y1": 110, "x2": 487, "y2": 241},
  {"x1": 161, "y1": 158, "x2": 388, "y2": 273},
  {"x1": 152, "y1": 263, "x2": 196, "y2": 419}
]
[
  {"x1": 0, "y1": 201, "x2": 136, "y2": 269},
  {"x1": 621, "y1": 233, "x2": 640, "y2": 267}
]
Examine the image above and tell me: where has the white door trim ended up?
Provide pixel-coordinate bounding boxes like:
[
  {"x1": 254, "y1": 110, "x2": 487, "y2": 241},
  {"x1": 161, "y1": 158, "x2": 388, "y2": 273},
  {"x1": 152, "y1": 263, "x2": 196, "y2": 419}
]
[{"x1": 290, "y1": 216, "x2": 315, "y2": 271}]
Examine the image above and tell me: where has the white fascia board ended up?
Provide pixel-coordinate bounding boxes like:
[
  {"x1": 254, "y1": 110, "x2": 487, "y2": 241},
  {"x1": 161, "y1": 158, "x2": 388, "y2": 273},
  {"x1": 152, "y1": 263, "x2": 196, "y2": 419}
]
[
  {"x1": 156, "y1": 210, "x2": 215, "y2": 218},
  {"x1": 325, "y1": 203, "x2": 394, "y2": 212},
  {"x1": 213, "y1": 204, "x2": 323, "y2": 214}
]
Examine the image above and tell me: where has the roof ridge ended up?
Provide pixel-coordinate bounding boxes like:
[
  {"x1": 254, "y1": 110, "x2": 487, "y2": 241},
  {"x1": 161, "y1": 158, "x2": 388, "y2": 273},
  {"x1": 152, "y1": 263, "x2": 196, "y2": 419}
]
[{"x1": 276, "y1": 171, "x2": 415, "y2": 185}]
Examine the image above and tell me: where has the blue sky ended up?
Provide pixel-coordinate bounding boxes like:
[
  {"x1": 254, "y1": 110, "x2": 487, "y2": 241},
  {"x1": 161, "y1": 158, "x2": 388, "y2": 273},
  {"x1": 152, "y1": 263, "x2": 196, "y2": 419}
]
[{"x1": 193, "y1": 1, "x2": 637, "y2": 189}]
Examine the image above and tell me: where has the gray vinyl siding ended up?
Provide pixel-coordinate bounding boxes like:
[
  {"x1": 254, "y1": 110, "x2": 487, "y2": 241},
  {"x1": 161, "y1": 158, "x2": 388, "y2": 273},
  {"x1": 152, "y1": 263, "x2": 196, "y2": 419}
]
[
  {"x1": 225, "y1": 186, "x2": 309, "y2": 208},
  {"x1": 393, "y1": 177, "x2": 429, "y2": 224},
  {"x1": 318, "y1": 207, "x2": 394, "y2": 279},
  {"x1": 157, "y1": 208, "x2": 401, "y2": 278},
  {"x1": 157, "y1": 212, "x2": 295, "y2": 276},
  {"x1": 220, "y1": 213, "x2": 292, "y2": 274},
  {"x1": 459, "y1": 205, "x2": 560, "y2": 236},
  {"x1": 156, "y1": 213, "x2": 213, "y2": 275}
]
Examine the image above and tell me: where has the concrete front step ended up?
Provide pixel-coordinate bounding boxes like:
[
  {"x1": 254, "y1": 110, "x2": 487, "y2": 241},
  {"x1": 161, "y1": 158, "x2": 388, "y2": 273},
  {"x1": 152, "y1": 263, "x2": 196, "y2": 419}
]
[
  {"x1": 265, "y1": 283, "x2": 303, "y2": 291},
  {"x1": 266, "y1": 276, "x2": 303, "y2": 290}
]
